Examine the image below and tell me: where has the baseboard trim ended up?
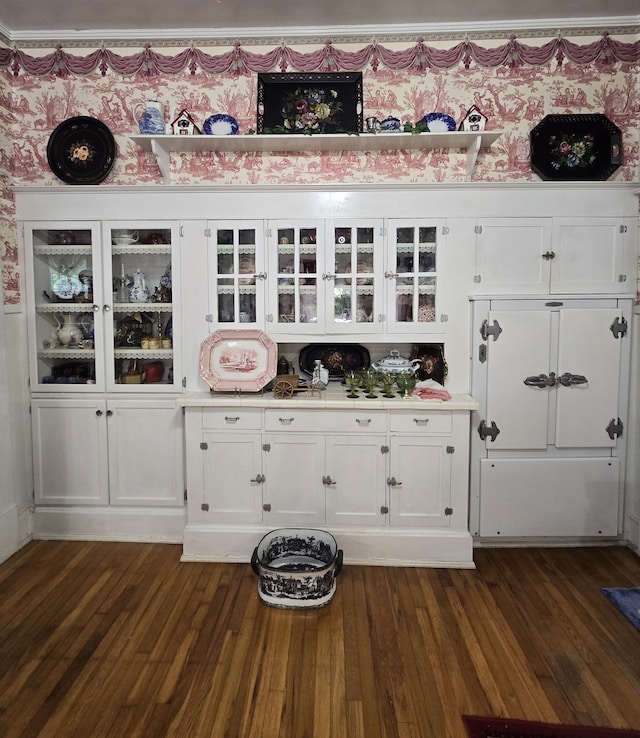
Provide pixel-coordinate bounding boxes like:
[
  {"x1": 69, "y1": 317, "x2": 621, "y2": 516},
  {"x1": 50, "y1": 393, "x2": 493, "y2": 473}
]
[
  {"x1": 181, "y1": 524, "x2": 475, "y2": 569},
  {"x1": 32, "y1": 506, "x2": 186, "y2": 543}
]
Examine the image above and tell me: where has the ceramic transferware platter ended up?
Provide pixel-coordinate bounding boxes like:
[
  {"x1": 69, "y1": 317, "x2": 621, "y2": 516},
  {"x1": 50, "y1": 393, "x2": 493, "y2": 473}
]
[
  {"x1": 203, "y1": 114, "x2": 239, "y2": 135},
  {"x1": 530, "y1": 113, "x2": 622, "y2": 181},
  {"x1": 422, "y1": 112, "x2": 457, "y2": 132},
  {"x1": 46, "y1": 116, "x2": 115, "y2": 185},
  {"x1": 298, "y1": 344, "x2": 370, "y2": 381},
  {"x1": 199, "y1": 329, "x2": 277, "y2": 392}
]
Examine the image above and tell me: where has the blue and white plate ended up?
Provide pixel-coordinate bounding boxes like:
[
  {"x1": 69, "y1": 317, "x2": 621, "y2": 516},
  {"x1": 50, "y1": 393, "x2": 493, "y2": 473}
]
[
  {"x1": 422, "y1": 112, "x2": 457, "y2": 132},
  {"x1": 203, "y1": 114, "x2": 239, "y2": 135}
]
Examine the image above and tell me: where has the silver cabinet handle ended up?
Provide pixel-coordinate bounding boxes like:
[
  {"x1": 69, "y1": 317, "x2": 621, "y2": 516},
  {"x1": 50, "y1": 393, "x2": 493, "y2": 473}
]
[
  {"x1": 322, "y1": 475, "x2": 337, "y2": 486},
  {"x1": 387, "y1": 476, "x2": 402, "y2": 487},
  {"x1": 278, "y1": 417, "x2": 294, "y2": 425},
  {"x1": 413, "y1": 418, "x2": 429, "y2": 426},
  {"x1": 250, "y1": 474, "x2": 265, "y2": 483},
  {"x1": 558, "y1": 372, "x2": 588, "y2": 387},
  {"x1": 103, "y1": 304, "x2": 111, "y2": 312},
  {"x1": 356, "y1": 418, "x2": 372, "y2": 426},
  {"x1": 225, "y1": 416, "x2": 240, "y2": 424},
  {"x1": 524, "y1": 372, "x2": 556, "y2": 388},
  {"x1": 92, "y1": 304, "x2": 101, "y2": 313}
]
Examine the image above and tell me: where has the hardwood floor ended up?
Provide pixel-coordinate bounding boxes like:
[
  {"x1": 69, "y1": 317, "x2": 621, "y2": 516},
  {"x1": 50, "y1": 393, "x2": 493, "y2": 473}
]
[{"x1": 1, "y1": 542, "x2": 639, "y2": 738}]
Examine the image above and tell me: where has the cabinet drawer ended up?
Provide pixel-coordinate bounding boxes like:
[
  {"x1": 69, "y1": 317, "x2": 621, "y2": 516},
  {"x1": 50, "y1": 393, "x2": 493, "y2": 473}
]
[
  {"x1": 389, "y1": 411, "x2": 451, "y2": 434},
  {"x1": 202, "y1": 408, "x2": 262, "y2": 430},
  {"x1": 265, "y1": 409, "x2": 386, "y2": 433}
]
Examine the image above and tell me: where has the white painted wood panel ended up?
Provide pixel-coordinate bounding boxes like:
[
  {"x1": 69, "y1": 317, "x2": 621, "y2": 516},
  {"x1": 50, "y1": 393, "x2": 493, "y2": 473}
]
[
  {"x1": 479, "y1": 457, "x2": 620, "y2": 537},
  {"x1": 325, "y1": 435, "x2": 387, "y2": 526},
  {"x1": 555, "y1": 308, "x2": 621, "y2": 448},
  {"x1": 485, "y1": 308, "x2": 552, "y2": 450}
]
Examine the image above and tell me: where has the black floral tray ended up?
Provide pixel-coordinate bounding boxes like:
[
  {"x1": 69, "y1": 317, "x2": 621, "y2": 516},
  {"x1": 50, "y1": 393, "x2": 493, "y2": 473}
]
[
  {"x1": 298, "y1": 344, "x2": 370, "y2": 381},
  {"x1": 530, "y1": 114, "x2": 622, "y2": 181}
]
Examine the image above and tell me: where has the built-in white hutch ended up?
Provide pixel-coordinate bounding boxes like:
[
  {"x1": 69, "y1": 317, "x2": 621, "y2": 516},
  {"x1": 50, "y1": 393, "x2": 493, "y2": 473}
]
[{"x1": 15, "y1": 181, "x2": 638, "y2": 567}]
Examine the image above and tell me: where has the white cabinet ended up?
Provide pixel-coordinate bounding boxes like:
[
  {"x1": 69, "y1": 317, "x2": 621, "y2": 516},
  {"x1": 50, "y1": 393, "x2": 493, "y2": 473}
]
[
  {"x1": 470, "y1": 297, "x2": 632, "y2": 539},
  {"x1": 325, "y1": 435, "x2": 387, "y2": 526},
  {"x1": 388, "y1": 436, "x2": 452, "y2": 528},
  {"x1": 263, "y1": 434, "x2": 326, "y2": 526},
  {"x1": 206, "y1": 221, "x2": 266, "y2": 328},
  {"x1": 473, "y1": 217, "x2": 633, "y2": 295},
  {"x1": 202, "y1": 217, "x2": 447, "y2": 338},
  {"x1": 106, "y1": 399, "x2": 184, "y2": 506},
  {"x1": 267, "y1": 219, "x2": 325, "y2": 334},
  {"x1": 385, "y1": 219, "x2": 445, "y2": 333},
  {"x1": 32, "y1": 398, "x2": 184, "y2": 508},
  {"x1": 180, "y1": 392, "x2": 477, "y2": 567},
  {"x1": 32, "y1": 398, "x2": 109, "y2": 506},
  {"x1": 23, "y1": 221, "x2": 182, "y2": 393}
]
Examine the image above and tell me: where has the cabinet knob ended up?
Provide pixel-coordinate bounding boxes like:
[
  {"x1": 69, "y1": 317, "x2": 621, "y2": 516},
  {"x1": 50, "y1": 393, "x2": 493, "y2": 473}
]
[
  {"x1": 322, "y1": 475, "x2": 337, "y2": 486},
  {"x1": 92, "y1": 304, "x2": 101, "y2": 313},
  {"x1": 387, "y1": 476, "x2": 402, "y2": 487},
  {"x1": 95, "y1": 409, "x2": 103, "y2": 417},
  {"x1": 263, "y1": 503, "x2": 271, "y2": 512},
  {"x1": 103, "y1": 304, "x2": 111, "y2": 312}
]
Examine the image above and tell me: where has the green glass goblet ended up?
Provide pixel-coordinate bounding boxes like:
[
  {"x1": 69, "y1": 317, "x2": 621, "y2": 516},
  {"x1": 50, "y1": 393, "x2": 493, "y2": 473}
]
[{"x1": 345, "y1": 371, "x2": 360, "y2": 398}]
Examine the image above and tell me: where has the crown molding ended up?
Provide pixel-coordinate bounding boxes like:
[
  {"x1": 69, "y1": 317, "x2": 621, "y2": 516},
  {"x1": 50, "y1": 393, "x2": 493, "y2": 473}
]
[{"x1": 1, "y1": 15, "x2": 638, "y2": 47}]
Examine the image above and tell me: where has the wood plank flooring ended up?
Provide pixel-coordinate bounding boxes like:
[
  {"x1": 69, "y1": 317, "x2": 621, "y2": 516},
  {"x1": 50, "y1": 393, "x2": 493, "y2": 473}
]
[{"x1": 1, "y1": 541, "x2": 639, "y2": 737}]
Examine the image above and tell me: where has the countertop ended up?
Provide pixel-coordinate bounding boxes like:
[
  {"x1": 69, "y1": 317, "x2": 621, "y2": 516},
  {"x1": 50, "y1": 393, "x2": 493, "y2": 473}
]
[{"x1": 177, "y1": 384, "x2": 479, "y2": 411}]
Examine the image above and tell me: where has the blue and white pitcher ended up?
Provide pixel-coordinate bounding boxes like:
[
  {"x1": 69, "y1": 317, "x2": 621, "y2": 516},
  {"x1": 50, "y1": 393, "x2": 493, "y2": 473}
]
[{"x1": 133, "y1": 100, "x2": 166, "y2": 135}]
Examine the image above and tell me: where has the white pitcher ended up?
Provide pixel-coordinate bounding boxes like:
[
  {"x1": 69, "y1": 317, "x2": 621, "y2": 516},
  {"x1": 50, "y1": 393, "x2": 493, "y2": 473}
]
[{"x1": 56, "y1": 313, "x2": 83, "y2": 346}]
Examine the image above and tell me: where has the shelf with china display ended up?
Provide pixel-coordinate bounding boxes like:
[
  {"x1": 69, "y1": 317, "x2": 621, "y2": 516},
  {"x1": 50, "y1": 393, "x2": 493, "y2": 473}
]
[{"x1": 131, "y1": 130, "x2": 503, "y2": 184}]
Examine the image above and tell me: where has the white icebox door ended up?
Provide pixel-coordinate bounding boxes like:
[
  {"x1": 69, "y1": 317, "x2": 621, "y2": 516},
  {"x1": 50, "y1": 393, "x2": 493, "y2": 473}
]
[
  {"x1": 555, "y1": 308, "x2": 621, "y2": 448},
  {"x1": 485, "y1": 309, "x2": 552, "y2": 450}
]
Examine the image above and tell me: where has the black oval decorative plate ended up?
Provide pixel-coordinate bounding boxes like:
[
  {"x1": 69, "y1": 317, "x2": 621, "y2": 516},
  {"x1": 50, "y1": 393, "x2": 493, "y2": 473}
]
[
  {"x1": 530, "y1": 114, "x2": 622, "y2": 181},
  {"x1": 47, "y1": 116, "x2": 116, "y2": 185},
  {"x1": 299, "y1": 344, "x2": 370, "y2": 381}
]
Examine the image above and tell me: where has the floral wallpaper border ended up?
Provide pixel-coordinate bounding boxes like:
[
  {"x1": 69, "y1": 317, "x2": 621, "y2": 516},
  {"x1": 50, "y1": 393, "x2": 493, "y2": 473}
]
[
  {"x1": 1, "y1": 31, "x2": 639, "y2": 306},
  {"x1": 0, "y1": 34, "x2": 639, "y2": 77}
]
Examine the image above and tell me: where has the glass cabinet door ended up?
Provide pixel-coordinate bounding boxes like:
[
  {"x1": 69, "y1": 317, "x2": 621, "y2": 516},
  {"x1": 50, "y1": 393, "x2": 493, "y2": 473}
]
[
  {"x1": 25, "y1": 223, "x2": 104, "y2": 391},
  {"x1": 326, "y1": 221, "x2": 382, "y2": 334},
  {"x1": 268, "y1": 220, "x2": 324, "y2": 334},
  {"x1": 386, "y1": 220, "x2": 444, "y2": 334},
  {"x1": 207, "y1": 222, "x2": 265, "y2": 328},
  {"x1": 105, "y1": 222, "x2": 180, "y2": 391}
]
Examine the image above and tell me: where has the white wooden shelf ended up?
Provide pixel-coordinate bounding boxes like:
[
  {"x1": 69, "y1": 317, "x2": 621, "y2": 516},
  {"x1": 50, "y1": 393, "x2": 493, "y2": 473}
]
[{"x1": 131, "y1": 131, "x2": 502, "y2": 185}]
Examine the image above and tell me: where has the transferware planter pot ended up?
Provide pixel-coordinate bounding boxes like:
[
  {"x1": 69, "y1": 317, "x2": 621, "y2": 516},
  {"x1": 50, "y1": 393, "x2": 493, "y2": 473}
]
[{"x1": 251, "y1": 528, "x2": 343, "y2": 609}]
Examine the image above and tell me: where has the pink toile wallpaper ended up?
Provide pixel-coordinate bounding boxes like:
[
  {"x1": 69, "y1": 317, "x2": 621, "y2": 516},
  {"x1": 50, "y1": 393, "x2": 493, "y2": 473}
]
[{"x1": 1, "y1": 34, "x2": 639, "y2": 305}]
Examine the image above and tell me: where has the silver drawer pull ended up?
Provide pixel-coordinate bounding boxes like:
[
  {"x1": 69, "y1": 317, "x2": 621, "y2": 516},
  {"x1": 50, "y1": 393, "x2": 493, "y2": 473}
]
[
  {"x1": 225, "y1": 416, "x2": 240, "y2": 424},
  {"x1": 387, "y1": 476, "x2": 402, "y2": 487},
  {"x1": 278, "y1": 417, "x2": 294, "y2": 425},
  {"x1": 356, "y1": 418, "x2": 372, "y2": 426},
  {"x1": 413, "y1": 418, "x2": 429, "y2": 426}
]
